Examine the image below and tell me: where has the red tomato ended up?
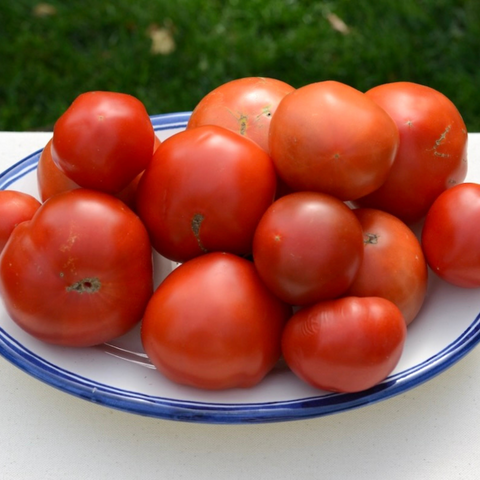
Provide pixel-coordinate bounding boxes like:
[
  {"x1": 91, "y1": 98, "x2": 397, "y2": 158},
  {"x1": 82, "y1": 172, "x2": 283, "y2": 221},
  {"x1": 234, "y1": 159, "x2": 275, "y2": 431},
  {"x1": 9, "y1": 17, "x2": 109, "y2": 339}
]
[
  {"x1": 252, "y1": 191, "x2": 364, "y2": 305},
  {"x1": 37, "y1": 138, "x2": 78, "y2": 200},
  {"x1": 37, "y1": 137, "x2": 153, "y2": 210},
  {"x1": 136, "y1": 125, "x2": 277, "y2": 263},
  {"x1": 187, "y1": 76, "x2": 295, "y2": 152},
  {"x1": 0, "y1": 189, "x2": 153, "y2": 347},
  {"x1": 422, "y1": 182, "x2": 480, "y2": 288},
  {"x1": 268, "y1": 80, "x2": 399, "y2": 201},
  {"x1": 51, "y1": 91, "x2": 155, "y2": 194},
  {"x1": 282, "y1": 296, "x2": 407, "y2": 393},
  {"x1": 355, "y1": 82, "x2": 468, "y2": 224},
  {"x1": 0, "y1": 190, "x2": 41, "y2": 253},
  {"x1": 141, "y1": 252, "x2": 292, "y2": 390},
  {"x1": 345, "y1": 208, "x2": 428, "y2": 325}
]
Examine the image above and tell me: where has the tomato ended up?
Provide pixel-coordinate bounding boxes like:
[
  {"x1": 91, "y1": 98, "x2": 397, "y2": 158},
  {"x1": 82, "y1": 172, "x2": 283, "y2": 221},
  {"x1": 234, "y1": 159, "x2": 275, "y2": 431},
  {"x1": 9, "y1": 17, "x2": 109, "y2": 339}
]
[
  {"x1": 0, "y1": 189, "x2": 153, "y2": 347},
  {"x1": 422, "y1": 182, "x2": 480, "y2": 288},
  {"x1": 252, "y1": 191, "x2": 364, "y2": 306},
  {"x1": 51, "y1": 91, "x2": 155, "y2": 194},
  {"x1": 268, "y1": 80, "x2": 399, "y2": 201},
  {"x1": 136, "y1": 125, "x2": 277, "y2": 263},
  {"x1": 141, "y1": 252, "x2": 292, "y2": 390},
  {"x1": 355, "y1": 82, "x2": 468, "y2": 224},
  {"x1": 37, "y1": 138, "x2": 78, "y2": 200},
  {"x1": 37, "y1": 137, "x2": 157, "y2": 210},
  {"x1": 187, "y1": 76, "x2": 295, "y2": 153},
  {"x1": 282, "y1": 296, "x2": 407, "y2": 393},
  {"x1": 0, "y1": 190, "x2": 41, "y2": 253},
  {"x1": 345, "y1": 208, "x2": 428, "y2": 325}
]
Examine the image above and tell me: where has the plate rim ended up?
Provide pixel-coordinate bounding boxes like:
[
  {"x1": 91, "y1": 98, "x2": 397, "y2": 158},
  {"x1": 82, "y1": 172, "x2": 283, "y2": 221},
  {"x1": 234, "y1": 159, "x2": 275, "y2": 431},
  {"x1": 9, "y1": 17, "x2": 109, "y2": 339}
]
[{"x1": 1, "y1": 111, "x2": 480, "y2": 424}]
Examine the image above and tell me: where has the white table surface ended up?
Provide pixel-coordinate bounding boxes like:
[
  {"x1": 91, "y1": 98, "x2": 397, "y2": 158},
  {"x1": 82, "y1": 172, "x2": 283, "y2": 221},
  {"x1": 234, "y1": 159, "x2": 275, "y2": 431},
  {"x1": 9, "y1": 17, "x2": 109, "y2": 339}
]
[{"x1": 1, "y1": 131, "x2": 480, "y2": 480}]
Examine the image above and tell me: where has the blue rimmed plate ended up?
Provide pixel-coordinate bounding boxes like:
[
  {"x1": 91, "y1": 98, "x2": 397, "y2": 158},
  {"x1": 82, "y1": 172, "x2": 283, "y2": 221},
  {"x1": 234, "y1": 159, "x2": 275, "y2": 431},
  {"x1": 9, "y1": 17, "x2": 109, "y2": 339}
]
[{"x1": 1, "y1": 112, "x2": 480, "y2": 424}]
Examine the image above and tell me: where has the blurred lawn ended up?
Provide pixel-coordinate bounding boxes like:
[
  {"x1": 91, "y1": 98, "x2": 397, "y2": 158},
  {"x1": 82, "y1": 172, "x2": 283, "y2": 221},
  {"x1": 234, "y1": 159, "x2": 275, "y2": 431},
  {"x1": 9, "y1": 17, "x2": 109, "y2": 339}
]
[{"x1": 1, "y1": 0, "x2": 479, "y2": 131}]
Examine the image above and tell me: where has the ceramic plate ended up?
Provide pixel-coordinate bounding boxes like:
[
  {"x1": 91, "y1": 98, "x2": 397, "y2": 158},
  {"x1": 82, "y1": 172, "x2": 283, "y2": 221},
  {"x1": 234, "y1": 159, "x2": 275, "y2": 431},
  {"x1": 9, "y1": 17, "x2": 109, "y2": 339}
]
[{"x1": 1, "y1": 112, "x2": 480, "y2": 424}]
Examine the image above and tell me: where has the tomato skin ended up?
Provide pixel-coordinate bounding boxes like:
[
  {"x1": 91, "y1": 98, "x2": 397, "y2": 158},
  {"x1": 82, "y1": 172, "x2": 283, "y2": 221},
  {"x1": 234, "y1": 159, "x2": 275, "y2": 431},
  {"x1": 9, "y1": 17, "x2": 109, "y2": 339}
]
[
  {"x1": 0, "y1": 189, "x2": 153, "y2": 347},
  {"x1": 187, "y1": 76, "x2": 295, "y2": 152},
  {"x1": 268, "y1": 80, "x2": 399, "y2": 201},
  {"x1": 252, "y1": 191, "x2": 364, "y2": 306},
  {"x1": 422, "y1": 182, "x2": 480, "y2": 288},
  {"x1": 136, "y1": 125, "x2": 277, "y2": 263},
  {"x1": 37, "y1": 139, "x2": 78, "y2": 200},
  {"x1": 51, "y1": 91, "x2": 155, "y2": 194},
  {"x1": 356, "y1": 82, "x2": 468, "y2": 224},
  {"x1": 346, "y1": 208, "x2": 428, "y2": 325},
  {"x1": 282, "y1": 296, "x2": 407, "y2": 393},
  {"x1": 37, "y1": 138, "x2": 150, "y2": 210},
  {"x1": 0, "y1": 190, "x2": 41, "y2": 253},
  {"x1": 141, "y1": 252, "x2": 292, "y2": 390}
]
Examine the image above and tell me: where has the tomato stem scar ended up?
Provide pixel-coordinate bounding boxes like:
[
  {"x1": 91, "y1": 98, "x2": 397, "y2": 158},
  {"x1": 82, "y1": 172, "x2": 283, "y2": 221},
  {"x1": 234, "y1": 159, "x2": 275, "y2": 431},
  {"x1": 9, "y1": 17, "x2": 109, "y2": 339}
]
[
  {"x1": 191, "y1": 213, "x2": 208, "y2": 253},
  {"x1": 238, "y1": 114, "x2": 248, "y2": 135},
  {"x1": 66, "y1": 277, "x2": 101, "y2": 294},
  {"x1": 364, "y1": 233, "x2": 378, "y2": 245}
]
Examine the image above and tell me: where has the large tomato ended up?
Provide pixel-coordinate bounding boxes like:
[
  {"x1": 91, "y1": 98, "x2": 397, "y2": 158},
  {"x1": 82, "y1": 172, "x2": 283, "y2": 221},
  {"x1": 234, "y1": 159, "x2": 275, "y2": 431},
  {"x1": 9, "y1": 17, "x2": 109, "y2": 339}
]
[
  {"x1": 136, "y1": 125, "x2": 277, "y2": 263},
  {"x1": 37, "y1": 137, "x2": 158, "y2": 210},
  {"x1": 51, "y1": 91, "x2": 155, "y2": 194},
  {"x1": 345, "y1": 208, "x2": 428, "y2": 325},
  {"x1": 268, "y1": 80, "x2": 399, "y2": 201},
  {"x1": 141, "y1": 252, "x2": 292, "y2": 390},
  {"x1": 422, "y1": 182, "x2": 480, "y2": 288},
  {"x1": 187, "y1": 76, "x2": 295, "y2": 152},
  {"x1": 282, "y1": 296, "x2": 407, "y2": 393},
  {"x1": 355, "y1": 82, "x2": 468, "y2": 224},
  {"x1": 252, "y1": 191, "x2": 364, "y2": 306},
  {"x1": 0, "y1": 189, "x2": 153, "y2": 347},
  {"x1": 0, "y1": 190, "x2": 41, "y2": 253}
]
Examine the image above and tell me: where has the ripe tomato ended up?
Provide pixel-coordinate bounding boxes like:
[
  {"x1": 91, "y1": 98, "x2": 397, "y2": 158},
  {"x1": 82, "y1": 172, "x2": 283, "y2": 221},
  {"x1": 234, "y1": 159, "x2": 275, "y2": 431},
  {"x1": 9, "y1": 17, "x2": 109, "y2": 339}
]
[
  {"x1": 268, "y1": 80, "x2": 399, "y2": 201},
  {"x1": 37, "y1": 139, "x2": 78, "y2": 200},
  {"x1": 356, "y1": 82, "x2": 468, "y2": 224},
  {"x1": 51, "y1": 91, "x2": 155, "y2": 194},
  {"x1": 37, "y1": 137, "x2": 156, "y2": 210},
  {"x1": 0, "y1": 190, "x2": 41, "y2": 253},
  {"x1": 141, "y1": 252, "x2": 292, "y2": 390},
  {"x1": 345, "y1": 208, "x2": 428, "y2": 325},
  {"x1": 282, "y1": 296, "x2": 407, "y2": 393},
  {"x1": 0, "y1": 189, "x2": 153, "y2": 347},
  {"x1": 252, "y1": 191, "x2": 364, "y2": 305},
  {"x1": 136, "y1": 125, "x2": 277, "y2": 263},
  {"x1": 187, "y1": 76, "x2": 295, "y2": 152},
  {"x1": 422, "y1": 182, "x2": 480, "y2": 288}
]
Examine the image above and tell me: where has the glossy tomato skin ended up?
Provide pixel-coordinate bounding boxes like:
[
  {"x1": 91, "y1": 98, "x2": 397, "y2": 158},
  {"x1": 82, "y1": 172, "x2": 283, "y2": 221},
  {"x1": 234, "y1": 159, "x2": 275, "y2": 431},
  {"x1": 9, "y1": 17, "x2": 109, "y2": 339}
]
[
  {"x1": 346, "y1": 208, "x2": 428, "y2": 325},
  {"x1": 0, "y1": 189, "x2": 153, "y2": 347},
  {"x1": 268, "y1": 80, "x2": 399, "y2": 201},
  {"x1": 0, "y1": 190, "x2": 41, "y2": 253},
  {"x1": 422, "y1": 182, "x2": 480, "y2": 287},
  {"x1": 187, "y1": 77, "x2": 295, "y2": 152},
  {"x1": 141, "y1": 252, "x2": 292, "y2": 390},
  {"x1": 37, "y1": 138, "x2": 78, "y2": 200},
  {"x1": 136, "y1": 125, "x2": 277, "y2": 263},
  {"x1": 51, "y1": 91, "x2": 155, "y2": 194},
  {"x1": 252, "y1": 191, "x2": 364, "y2": 306},
  {"x1": 37, "y1": 137, "x2": 153, "y2": 211},
  {"x1": 282, "y1": 296, "x2": 407, "y2": 393},
  {"x1": 356, "y1": 82, "x2": 468, "y2": 224}
]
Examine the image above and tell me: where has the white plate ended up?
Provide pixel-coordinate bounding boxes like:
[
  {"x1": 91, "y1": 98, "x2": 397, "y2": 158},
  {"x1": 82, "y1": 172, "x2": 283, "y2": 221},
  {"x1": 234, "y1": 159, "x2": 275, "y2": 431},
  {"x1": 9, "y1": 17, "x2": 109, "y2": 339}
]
[{"x1": 1, "y1": 112, "x2": 480, "y2": 424}]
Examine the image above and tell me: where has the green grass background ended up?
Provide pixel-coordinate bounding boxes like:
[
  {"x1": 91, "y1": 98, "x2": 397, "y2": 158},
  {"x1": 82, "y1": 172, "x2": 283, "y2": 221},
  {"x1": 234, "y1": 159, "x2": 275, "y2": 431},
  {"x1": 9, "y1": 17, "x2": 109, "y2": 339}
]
[{"x1": 1, "y1": 0, "x2": 479, "y2": 131}]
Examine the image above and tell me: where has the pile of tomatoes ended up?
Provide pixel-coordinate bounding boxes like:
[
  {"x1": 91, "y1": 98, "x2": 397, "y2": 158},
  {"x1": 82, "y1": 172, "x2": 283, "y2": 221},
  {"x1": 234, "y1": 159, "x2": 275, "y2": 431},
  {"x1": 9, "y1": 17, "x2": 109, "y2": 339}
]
[{"x1": 0, "y1": 77, "x2": 476, "y2": 394}]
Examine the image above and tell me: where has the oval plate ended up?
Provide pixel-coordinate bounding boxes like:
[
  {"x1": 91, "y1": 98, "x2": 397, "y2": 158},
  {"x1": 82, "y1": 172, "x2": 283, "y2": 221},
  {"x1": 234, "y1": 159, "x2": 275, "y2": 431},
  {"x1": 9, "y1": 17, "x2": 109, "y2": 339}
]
[{"x1": 1, "y1": 112, "x2": 480, "y2": 424}]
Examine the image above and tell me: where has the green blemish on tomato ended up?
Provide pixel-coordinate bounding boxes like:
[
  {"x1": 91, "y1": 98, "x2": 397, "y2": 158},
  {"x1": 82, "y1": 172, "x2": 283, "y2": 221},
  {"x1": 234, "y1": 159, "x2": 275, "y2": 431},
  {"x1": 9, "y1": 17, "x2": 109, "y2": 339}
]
[
  {"x1": 364, "y1": 233, "x2": 378, "y2": 245},
  {"x1": 192, "y1": 213, "x2": 208, "y2": 253},
  {"x1": 66, "y1": 277, "x2": 101, "y2": 294}
]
